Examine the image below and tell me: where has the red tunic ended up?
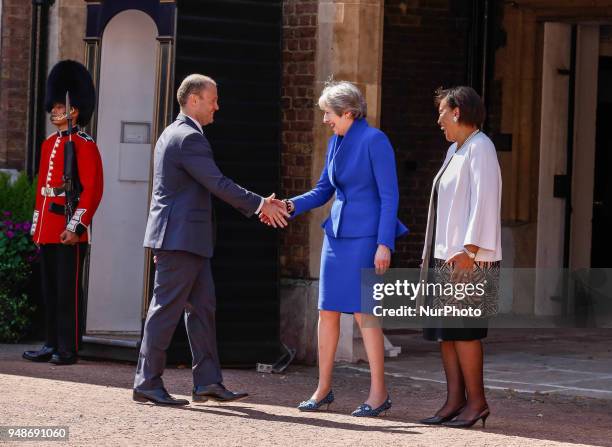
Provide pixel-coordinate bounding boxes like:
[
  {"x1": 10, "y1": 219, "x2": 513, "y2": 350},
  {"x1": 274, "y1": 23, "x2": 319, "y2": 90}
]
[{"x1": 31, "y1": 128, "x2": 104, "y2": 244}]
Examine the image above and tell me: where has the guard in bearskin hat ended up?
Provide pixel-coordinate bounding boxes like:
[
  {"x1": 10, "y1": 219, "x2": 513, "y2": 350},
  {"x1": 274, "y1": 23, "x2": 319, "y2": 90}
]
[{"x1": 23, "y1": 60, "x2": 103, "y2": 365}]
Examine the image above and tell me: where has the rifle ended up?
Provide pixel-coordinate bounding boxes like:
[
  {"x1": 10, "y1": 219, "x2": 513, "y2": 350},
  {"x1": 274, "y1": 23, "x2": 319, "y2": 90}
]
[{"x1": 62, "y1": 91, "x2": 82, "y2": 225}]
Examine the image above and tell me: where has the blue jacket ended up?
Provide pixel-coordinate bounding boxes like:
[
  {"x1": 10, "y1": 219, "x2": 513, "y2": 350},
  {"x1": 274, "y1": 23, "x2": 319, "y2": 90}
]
[{"x1": 291, "y1": 118, "x2": 408, "y2": 250}]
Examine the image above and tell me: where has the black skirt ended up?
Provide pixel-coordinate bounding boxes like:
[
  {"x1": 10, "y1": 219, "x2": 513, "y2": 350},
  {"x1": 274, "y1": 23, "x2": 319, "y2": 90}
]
[{"x1": 423, "y1": 326, "x2": 488, "y2": 342}]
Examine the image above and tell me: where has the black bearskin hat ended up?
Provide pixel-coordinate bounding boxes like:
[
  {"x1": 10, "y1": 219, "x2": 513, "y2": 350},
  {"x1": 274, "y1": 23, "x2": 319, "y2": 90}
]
[{"x1": 45, "y1": 60, "x2": 96, "y2": 126}]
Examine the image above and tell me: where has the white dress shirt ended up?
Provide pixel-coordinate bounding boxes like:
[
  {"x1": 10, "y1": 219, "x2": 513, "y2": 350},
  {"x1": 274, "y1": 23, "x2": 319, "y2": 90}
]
[
  {"x1": 428, "y1": 132, "x2": 502, "y2": 262},
  {"x1": 185, "y1": 114, "x2": 204, "y2": 134},
  {"x1": 184, "y1": 114, "x2": 264, "y2": 214}
]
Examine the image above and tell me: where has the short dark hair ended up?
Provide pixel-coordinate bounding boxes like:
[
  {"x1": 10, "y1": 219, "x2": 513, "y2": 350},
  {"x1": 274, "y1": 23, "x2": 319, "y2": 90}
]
[{"x1": 434, "y1": 86, "x2": 486, "y2": 128}]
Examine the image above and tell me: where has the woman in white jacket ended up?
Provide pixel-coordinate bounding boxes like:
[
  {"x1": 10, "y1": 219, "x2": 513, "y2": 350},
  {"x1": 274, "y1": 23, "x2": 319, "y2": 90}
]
[{"x1": 419, "y1": 86, "x2": 502, "y2": 429}]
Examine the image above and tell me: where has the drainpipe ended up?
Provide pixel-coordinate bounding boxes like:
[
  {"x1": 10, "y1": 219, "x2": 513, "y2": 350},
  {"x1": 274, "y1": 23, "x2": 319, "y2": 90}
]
[
  {"x1": 26, "y1": 0, "x2": 54, "y2": 178},
  {"x1": 467, "y1": 0, "x2": 491, "y2": 126},
  {"x1": 563, "y1": 25, "x2": 577, "y2": 269},
  {"x1": 480, "y1": 0, "x2": 490, "y2": 103}
]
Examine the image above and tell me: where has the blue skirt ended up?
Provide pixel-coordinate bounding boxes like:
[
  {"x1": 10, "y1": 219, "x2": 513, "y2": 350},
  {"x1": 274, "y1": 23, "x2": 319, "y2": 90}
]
[{"x1": 319, "y1": 234, "x2": 378, "y2": 313}]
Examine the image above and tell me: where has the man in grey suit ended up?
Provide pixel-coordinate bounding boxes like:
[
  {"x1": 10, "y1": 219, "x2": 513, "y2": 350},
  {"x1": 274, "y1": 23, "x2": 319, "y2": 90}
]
[{"x1": 133, "y1": 74, "x2": 288, "y2": 405}]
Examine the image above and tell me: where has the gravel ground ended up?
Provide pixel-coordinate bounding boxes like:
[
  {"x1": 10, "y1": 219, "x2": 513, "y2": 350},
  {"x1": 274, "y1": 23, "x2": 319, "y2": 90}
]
[{"x1": 1, "y1": 343, "x2": 611, "y2": 447}]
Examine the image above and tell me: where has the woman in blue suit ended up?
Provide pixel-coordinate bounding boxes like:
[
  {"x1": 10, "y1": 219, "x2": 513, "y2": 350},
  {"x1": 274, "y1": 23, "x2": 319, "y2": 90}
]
[{"x1": 267, "y1": 81, "x2": 408, "y2": 416}]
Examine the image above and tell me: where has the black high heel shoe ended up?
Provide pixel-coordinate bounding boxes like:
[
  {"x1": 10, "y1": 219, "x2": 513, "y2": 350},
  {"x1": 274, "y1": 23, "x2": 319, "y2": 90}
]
[
  {"x1": 442, "y1": 406, "x2": 490, "y2": 428},
  {"x1": 419, "y1": 404, "x2": 466, "y2": 425}
]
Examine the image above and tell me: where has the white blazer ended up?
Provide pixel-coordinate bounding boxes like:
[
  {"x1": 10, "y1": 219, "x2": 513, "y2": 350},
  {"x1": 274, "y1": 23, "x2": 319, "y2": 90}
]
[{"x1": 424, "y1": 132, "x2": 502, "y2": 262}]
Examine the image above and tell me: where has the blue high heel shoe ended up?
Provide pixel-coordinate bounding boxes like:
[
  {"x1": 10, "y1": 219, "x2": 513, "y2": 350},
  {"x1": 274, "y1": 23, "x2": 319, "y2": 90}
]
[
  {"x1": 351, "y1": 395, "x2": 392, "y2": 417},
  {"x1": 297, "y1": 390, "x2": 334, "y2": 412}
]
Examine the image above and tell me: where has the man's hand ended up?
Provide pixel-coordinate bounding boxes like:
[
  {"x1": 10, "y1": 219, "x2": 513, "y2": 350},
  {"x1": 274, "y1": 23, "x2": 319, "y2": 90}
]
[
  {"x1": 374, "y1": 244, "x2": 391, "y2": 275},
  {"x1": 260, "y1": 213, "x2": 272, "y2": 226},
  {"x1": 259, "y1": 193, "x2": 289, "y2": 228},
  {"x1": 260, "y1": 198, "x2": 292, "y2": 228},
  {"x1": 60, "y1": 229, "x2": 79, "y2": 245}
]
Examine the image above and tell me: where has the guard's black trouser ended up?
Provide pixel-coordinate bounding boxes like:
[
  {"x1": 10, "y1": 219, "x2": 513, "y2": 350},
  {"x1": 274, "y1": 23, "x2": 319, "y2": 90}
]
[{"x1": 40, "y1": 243, "x2": 88, "y2": 354}]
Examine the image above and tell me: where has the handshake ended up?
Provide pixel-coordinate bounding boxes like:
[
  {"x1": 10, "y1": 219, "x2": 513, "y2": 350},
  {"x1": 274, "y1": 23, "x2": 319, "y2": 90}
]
[{"x1": 259, "y1": 193, "x2": 293, "y2": 228}]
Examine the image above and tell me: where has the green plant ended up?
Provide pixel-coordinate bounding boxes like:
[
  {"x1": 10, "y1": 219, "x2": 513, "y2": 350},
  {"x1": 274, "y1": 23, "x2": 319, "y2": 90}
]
[
  {"x1": 0, "y1": 172, "x2": 37, "y2": 221},
  {"x1": 0, "y1": 291, "x2": 35, "y2": 343},
  {"x1": 0, "y1": 172, "x2": 38, "y2": 343}
]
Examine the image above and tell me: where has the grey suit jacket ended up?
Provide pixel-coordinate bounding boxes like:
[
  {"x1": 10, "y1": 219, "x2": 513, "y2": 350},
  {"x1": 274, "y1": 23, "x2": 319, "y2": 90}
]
[{"x1": 143, "y1": 114, "x2": 262, "y2": 258}]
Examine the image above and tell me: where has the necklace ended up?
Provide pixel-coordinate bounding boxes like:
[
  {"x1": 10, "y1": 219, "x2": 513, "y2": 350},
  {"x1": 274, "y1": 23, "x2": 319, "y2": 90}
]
[{"x1": 455, "y1": 128, "x2": 480, "y2": 153}]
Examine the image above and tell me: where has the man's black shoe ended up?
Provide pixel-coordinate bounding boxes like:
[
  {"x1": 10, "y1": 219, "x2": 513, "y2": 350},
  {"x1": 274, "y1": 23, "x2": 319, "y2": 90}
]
[
  {"x1": 133, "y1": 388, "x2": 189, "y2": 406},
  {"x1": 22, "y1": 346, "x2": 55, "y2": 362},
  {"x1": 192, "y1": 383, "x2": 249, "y2": 403},
  {"x1": 48, "y1": 352, "x2": 78, "y2": 365}
]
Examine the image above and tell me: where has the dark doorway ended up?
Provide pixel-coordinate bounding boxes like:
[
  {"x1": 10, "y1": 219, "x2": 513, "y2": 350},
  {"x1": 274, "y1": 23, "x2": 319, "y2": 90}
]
[
  {"x1": 173, "y1": 0, "x2": 282, "y2": 366},
  {"x1": 592, "y1": 57, "x2": 612, "y2": 268}
]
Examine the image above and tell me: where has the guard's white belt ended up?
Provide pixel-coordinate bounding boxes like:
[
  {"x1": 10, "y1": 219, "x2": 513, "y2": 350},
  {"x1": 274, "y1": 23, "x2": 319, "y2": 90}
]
[{"x1": 41, "y1": 187, "x2": 65, "y2": 197}]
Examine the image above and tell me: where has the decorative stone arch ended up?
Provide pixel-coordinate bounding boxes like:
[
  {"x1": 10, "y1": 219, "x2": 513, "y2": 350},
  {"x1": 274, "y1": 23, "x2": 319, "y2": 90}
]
[{"x1": 83, "y1": 0, "x2": 176, "y2": 143}]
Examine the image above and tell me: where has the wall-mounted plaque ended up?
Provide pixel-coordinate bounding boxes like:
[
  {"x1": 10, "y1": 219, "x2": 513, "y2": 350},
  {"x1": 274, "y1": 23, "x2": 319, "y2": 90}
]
[{"x1": 121, "y1": 121, "x2": 151, "y2": 144}]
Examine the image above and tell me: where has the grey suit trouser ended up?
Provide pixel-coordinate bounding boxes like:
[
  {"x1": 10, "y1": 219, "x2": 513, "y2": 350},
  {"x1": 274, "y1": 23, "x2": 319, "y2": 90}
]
[{"x1": 133, "y1": 249, "x2": 223, "y2": 391}]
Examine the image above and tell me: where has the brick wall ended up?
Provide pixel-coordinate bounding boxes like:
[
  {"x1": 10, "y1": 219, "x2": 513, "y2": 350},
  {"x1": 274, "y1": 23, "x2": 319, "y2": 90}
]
[
  {"x1": 381, "y1": 0, "x2": 472, "y2": 267},
  {"x1": 0, "y1": 0, "x2": 32, "y2": 170},
  {"x1": 280, "y1": 0, "x2": 317, "y2": 278}
]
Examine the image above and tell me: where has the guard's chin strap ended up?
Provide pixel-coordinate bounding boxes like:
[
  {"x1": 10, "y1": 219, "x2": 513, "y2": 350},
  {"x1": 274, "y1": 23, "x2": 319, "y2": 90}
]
[{"x1": 51, "y1": 107, "x2": 76, "y2": 121}]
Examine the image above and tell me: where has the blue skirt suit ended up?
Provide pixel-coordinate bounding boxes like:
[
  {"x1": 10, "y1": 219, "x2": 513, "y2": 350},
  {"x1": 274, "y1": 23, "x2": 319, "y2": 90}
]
[{"x1": 290, "y1": 118, "x2": 408, "y2": 313}]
